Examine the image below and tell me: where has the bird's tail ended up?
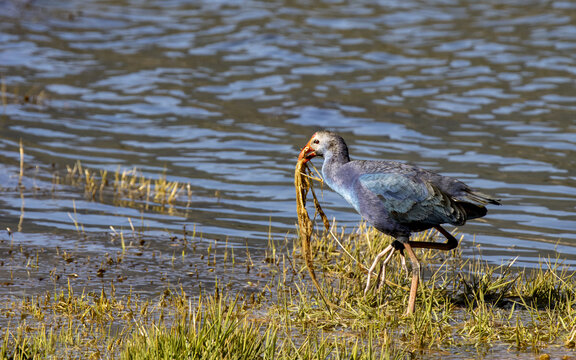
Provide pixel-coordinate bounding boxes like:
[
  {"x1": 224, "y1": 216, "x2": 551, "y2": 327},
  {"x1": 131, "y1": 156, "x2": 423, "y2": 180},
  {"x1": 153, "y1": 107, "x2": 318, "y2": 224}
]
[
  {"x1": 465, "y1": 189, "x2": 501, "y2": 206},
  {"x1": 456, "y1": 189, "x2": 501, "y2": 220},
  {"x1": 458, "y1": 201, "x2": 488, "y2": 220}
]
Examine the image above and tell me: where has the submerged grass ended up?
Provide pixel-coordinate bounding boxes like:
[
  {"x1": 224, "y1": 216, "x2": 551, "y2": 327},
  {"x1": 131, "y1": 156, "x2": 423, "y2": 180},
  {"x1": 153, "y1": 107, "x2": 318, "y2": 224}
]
[
  {"x1": 61, "y1": 160, "x2": 193, "y2": 210},
  {"x1": 2, "y1": 225, "x2": 576, "y2": 359},
  {"x1": 0, "y1": 79, "x2": 47, "y2": 109}
]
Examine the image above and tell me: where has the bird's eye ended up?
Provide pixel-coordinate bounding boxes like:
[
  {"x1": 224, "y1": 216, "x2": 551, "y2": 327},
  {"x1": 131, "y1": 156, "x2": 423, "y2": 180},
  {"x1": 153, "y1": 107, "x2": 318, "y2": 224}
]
[{"x1": 313, "y1": 139, "x2": 320, "y2": 144}]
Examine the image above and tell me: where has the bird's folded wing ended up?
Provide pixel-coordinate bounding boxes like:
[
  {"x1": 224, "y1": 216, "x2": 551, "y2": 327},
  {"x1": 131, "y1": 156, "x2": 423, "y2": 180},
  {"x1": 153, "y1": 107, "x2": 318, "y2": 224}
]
[{"x1": 358, "y1": 172, "x2": 464, "y2": 224}]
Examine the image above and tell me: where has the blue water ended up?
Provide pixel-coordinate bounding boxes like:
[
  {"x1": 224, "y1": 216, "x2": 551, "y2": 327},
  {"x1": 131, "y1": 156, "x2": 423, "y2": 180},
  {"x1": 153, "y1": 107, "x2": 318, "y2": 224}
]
[{"x1": 0, "y1": 0, "x2": 575, "y2": 298}]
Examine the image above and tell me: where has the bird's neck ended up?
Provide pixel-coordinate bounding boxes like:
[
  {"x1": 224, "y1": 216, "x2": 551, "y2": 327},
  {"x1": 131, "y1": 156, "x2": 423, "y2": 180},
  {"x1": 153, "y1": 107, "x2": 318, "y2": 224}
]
[
  {"x1": 325, "y1": 150, "x2": 349, "y2": 164},
  {"x1": 322, "y1": 142, "x2": 350, "y2": 177}
]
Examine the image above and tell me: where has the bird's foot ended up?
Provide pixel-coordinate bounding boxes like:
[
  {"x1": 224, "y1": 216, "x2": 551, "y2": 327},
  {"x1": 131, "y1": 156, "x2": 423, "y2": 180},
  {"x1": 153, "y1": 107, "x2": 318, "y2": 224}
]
[
  {"x1": 364, "y1": 244, "x2": 395, "y2": 296},
  {"x1": 364, "y1": 240, "x2": 407, "y2": 295},
  {"x1": 377, "y1": 247, "x2": 401, "y2": 289}
]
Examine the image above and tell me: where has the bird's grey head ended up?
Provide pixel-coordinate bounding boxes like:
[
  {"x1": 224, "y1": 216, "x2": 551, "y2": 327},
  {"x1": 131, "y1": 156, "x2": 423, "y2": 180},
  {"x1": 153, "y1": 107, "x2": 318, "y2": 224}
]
[{"x1": 298, "y1": 130, "x2": 347, "y2": 163}]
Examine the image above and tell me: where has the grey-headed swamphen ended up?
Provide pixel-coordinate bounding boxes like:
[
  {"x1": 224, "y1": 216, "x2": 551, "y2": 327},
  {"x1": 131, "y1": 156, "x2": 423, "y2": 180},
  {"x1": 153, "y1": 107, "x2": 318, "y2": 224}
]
[{"x1": 298, "y1": 130, "x2": 500, "y2": 314}]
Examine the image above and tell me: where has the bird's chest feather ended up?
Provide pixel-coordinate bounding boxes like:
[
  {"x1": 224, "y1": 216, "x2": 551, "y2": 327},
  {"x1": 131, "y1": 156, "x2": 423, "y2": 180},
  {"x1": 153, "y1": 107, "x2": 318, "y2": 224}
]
[{"x1": 323, "y1": 165, "x2": 363, "y2": 212}]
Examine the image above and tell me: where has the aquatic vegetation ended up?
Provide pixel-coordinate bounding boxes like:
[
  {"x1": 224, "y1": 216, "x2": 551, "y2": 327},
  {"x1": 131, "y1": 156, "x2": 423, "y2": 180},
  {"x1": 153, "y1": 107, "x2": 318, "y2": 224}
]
[
  {"x1": 61, "y1": 160, "x2": 193, "y2": 211},
  {"x1": 1, "y1": 152, "x2": 575, "y2": 358},
  {"x1": 295, "y1": 155, "x2": 335, "y2": 310},
  {"x1": 2, "y1": 224, "x2": 576, "y2": 359},
  {"x1": 0, "y1": 78, "x2": 48, "y2": 108}
]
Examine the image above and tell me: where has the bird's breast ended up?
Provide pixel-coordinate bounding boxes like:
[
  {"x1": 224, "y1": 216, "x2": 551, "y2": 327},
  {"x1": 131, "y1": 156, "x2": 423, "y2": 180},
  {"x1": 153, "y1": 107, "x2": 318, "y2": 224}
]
[{"x1": 323, "y1": 167, "x2": 362, "y2": 213}]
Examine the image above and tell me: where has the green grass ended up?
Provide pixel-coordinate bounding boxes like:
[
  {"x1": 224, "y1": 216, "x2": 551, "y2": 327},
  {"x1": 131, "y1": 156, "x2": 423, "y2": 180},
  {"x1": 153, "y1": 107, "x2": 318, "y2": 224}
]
[
  {"x1": 2, "y1": 158, "x2": 576, "y2": 358},
  {"x1": 2, "y1": 225, "x2": 576, "y2": 359},
  {"x1": 62, "y1": 161, "x2": 193, "y2": 210},
  {"x1": 121, "y1": 294, "x2": 274, "y2": 360}
]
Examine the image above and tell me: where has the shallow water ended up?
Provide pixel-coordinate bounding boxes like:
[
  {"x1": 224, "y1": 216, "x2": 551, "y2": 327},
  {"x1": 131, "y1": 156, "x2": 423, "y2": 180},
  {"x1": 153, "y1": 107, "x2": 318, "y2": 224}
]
[{"x1": 0, "y1": 0, "x2": 575, "y2": 300}]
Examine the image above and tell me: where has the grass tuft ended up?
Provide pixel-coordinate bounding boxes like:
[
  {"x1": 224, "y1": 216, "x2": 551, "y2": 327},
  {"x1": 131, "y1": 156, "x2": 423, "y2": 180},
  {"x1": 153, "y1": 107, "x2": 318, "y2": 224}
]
[
  {"x1": 122, "y1": 294, "x2": 274, "y2": 360},
  {"x1": 61, "y1": 161, "x2": 194, "y2": 213}
]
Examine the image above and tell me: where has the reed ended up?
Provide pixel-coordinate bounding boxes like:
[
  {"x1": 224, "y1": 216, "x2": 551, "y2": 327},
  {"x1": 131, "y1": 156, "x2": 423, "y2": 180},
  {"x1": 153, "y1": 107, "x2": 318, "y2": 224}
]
[
  {"x1": 294, "y1": 157, "x2": 336, "y2": 310},
  {"x1": 63, "y1": 161, "x2": 193, "y2": 211}
]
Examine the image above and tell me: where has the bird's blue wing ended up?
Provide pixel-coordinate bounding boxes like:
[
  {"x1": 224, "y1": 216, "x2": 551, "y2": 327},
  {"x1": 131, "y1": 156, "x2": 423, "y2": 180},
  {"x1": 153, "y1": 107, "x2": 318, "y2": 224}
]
[
  {"x1": 358, "y1": 172, "x2": 461, "y2": 225},
  {"x1": 358, "y1": 173, "x2": 430, "y2": 214}
]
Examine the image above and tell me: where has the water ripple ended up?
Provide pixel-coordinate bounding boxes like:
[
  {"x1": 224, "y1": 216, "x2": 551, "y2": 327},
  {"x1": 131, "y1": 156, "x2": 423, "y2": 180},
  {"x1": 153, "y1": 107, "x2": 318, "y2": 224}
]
[{"x1": 0, "y1": 0, "x2": 575, "y2": 273}]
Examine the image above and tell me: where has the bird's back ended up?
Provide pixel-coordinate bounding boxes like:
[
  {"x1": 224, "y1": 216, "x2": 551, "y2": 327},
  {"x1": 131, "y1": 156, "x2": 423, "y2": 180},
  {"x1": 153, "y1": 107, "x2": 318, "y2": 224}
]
[{"x1": 323, "y1": 159, "x2": 499, "y2": 236}]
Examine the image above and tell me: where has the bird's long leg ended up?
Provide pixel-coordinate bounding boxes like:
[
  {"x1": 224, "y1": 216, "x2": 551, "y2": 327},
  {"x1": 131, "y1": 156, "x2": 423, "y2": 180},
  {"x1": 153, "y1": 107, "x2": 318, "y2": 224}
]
[
  {"x1": 395, "y1": 227, "x2": 455, "y2": 315},
  {"x1": 407, "y1": 225, "x2": 459, "y2": 250},
  {"x1": 364, "y1": 244, "x2": 395, "y2": 295},
  {"x1": 399, "y1": 248, "x2": 408, "y2": 273},
  {"x1": 366, "y1": 226, "x2": 453, "y2": 313},
  {"x1": 402, "y1": 239, "x2": 421, "y2": 315}
]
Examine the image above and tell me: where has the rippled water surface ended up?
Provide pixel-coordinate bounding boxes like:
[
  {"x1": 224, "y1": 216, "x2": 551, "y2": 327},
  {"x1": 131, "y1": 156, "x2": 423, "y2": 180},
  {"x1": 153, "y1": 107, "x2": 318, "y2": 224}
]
[{"x1": 1, "y1": 0, "x2": 576, "y2": 297}]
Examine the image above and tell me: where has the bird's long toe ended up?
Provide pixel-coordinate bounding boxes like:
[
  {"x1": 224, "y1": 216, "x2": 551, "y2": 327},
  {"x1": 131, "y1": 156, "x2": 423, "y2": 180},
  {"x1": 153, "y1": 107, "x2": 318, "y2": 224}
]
[
  {"x1": 377, "y1": 246, "x2": 398, "y2": 289},
  {"x1": 364, "y1": 244, "x2": 395, "y2": 295}
]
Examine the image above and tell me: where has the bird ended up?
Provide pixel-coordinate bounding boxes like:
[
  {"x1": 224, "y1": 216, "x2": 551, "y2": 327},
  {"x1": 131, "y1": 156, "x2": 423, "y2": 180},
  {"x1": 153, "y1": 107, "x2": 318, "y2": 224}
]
[{"x1": 297, "y1": 130, "x2": 501, "y2": 315}]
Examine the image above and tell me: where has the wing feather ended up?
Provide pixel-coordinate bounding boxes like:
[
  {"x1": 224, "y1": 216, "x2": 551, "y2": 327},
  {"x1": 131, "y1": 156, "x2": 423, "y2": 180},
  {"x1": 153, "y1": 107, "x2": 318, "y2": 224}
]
[{"x1": 358, "y1": 173, "x2": 466, "y2": 226}]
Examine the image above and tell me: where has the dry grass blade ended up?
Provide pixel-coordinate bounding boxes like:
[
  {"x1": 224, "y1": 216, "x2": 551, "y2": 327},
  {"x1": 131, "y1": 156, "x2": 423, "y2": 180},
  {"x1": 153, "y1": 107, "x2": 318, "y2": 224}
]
[
  {"x1": 19, "y1": 138, "x2": 24, "y2": 186},
  {"x1": 294, "y1": 158, "x2": 335, "y2": 310}
]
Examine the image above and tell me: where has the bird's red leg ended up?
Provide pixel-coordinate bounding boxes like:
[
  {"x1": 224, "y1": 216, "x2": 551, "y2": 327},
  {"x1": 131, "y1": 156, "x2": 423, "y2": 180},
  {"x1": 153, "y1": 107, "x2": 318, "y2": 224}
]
[
  {"x1": 407, "y1": 225, "x2": 459, "y2": 251},
  {"x1": 365, "y1": 226, "x2": 456, "y2": 312},
  {"x1": 402, "y1": 240, "x2": 420, "y2": 315},
  {"x1": 398, "y1": 226, "x2": 457, "y2": 314}
]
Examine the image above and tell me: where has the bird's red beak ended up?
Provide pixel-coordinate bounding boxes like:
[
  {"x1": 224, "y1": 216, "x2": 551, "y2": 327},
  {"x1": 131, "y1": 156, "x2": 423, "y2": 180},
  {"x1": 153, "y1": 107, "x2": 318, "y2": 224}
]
[{"x1": 298, "y1": 139, "x2": 316, "y2": 163}]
